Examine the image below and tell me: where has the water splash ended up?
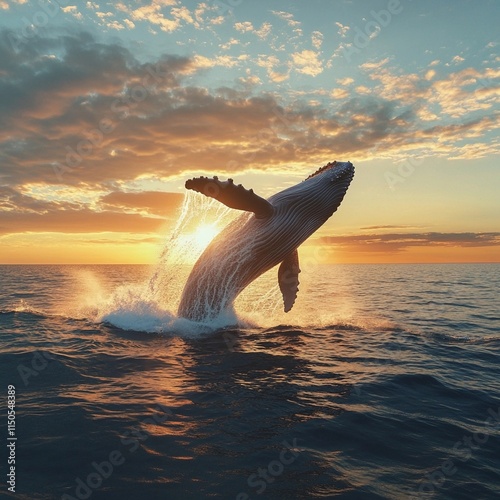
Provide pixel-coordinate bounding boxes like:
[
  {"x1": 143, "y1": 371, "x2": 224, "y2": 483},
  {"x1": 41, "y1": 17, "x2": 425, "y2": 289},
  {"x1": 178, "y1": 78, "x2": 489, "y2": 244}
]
[
  {"x1": 12, "y1": 299, "x2": 45, "y2": 316},
  {"x1": 79, "y1": 192, "x2": 245, "y2": 334},
  {"x1": 71, "y1": 192, "x2": 371, "y2": 334},
  {"x1": 147, "y1": 191, "x2": 237, "y2": 311}
]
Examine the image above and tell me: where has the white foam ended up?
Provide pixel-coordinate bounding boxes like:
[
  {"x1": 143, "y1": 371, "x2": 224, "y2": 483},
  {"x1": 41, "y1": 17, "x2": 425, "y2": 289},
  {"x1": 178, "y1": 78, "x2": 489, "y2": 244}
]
[{"x1": 97, "y1": 284, "x2": 239, "y2": 336}]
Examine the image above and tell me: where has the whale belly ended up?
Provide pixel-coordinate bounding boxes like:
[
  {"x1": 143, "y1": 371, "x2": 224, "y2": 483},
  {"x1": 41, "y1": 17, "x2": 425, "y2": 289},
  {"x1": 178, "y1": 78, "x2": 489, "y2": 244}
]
[
  {"x1": 177, "y1": 215, "x2": 285, "y2": 321},
  {"x1": 176, "y1": 207, "x2": 309, "y2": 321}
]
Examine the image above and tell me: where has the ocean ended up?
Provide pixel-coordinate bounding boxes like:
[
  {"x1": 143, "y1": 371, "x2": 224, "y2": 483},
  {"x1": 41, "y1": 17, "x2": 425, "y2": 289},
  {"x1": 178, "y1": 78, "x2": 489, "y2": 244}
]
[{"x1": 1, "y1": 262, "x2": 499, "y2": 499}]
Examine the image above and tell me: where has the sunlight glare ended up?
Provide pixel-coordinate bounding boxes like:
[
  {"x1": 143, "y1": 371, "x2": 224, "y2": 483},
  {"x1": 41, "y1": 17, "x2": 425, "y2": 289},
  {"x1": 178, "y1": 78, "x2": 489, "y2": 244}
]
[{"x1": 192, "y1": 223, "x2": 219, "y2": 252}]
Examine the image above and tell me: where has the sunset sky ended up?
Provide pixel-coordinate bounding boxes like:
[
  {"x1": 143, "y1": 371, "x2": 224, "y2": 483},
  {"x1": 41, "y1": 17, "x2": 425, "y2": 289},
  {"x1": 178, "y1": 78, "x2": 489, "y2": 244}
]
[{"x1": 0, "y1": 0, "x2": 499, "y2": 264}]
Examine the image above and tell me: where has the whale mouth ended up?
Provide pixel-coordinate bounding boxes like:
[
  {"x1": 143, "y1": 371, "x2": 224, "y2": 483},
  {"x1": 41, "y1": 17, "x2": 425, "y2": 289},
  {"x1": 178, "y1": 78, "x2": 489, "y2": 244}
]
[
  {"x1": 330, "y1": 161, "x2": 354, "y2": 183},
  {"x1": 305, "y1": 161, "x2": 354, "y2": 181}
]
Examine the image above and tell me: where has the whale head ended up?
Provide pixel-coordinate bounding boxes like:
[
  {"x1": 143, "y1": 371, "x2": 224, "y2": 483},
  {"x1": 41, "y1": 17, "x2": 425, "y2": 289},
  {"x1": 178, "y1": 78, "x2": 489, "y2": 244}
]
[
  {"x1": 305, "y1": 160, "x2": 354, "y2": 183},
  {"x1": 303, "y1": 160, "x2": 354, "y2": 220},
  {"x1": 270, "y1": 160, "x2": 354, "y2": 222},
  {"x1": 304, "y1": 160, "x2": 354, "y2": 212},
  {"x1": 267, "y1": 160, "x2": 354, "y2": 237}
]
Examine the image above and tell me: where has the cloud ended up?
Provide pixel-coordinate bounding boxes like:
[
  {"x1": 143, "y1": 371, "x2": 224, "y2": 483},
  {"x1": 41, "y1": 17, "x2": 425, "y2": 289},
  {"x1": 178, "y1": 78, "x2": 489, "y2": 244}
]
[
  {"x1": 337, "y1": 77, "x2": 354, "y2": 86},
  {"x1": 96, "y1": 11, "x2": 113, "y2": 19},
  {"x1": 319, "y1": 232, "x2": 500, "y2": 253},
  {"x1": 210, "y1": 15, "x2": 224, "y2": 26},
  {"x1": 425, "y1": 69, "x2": 435, "y2": 81},
  {"x1": 0, "y1": 181, "x2": 187, "y2": 241},
  {"x1": 311, "y1": 31, "x2": 323, "y2": 49},
  {"x1": 335, "y1": 22, "x2": 349, "y2": 37},
  {"x1": 0, "y1": 0, "x2": 27, "y2": 6},
  {"x1": 271, "y1": 10, "x2": 301, "y2": 28},
  {"x1": 360, "y1": 225, "x2": 426, "y2": 231},
  {"x1": 238, "y1": 74, "x2": 262, "y2": 88},
  {"x1": 234, "y1": 21, "x2": 254, "y2": 33},
  {"x1": 122, "y1": 0, "x2": 185, "y2": 33},
  {"x1": 256, "y1": 54, "x2": 290, "y2": 82},
  {"x1": 191, "y1": 54, "x2": 248, "y2": 70},
  {"x1": 62, "y1": 5, "x2": 84, "y2": 21},
  {"x1": 359, "y1": 58, "x2": 500, "y2": 140},
  {"x1": 355, "y1": 85, "x2": 371, "y2": 95},
  {"x1": 369, "y1": 25, "x2": 381, "y2": 41},
  {"x1": 171, "y1": 6, "x2": 194, "y2": 25},
  {"x1": 0, "y1": 209, "x2": 165, "y2": 235},
  {"x1": 93, "y1": 10, "x2": 130, "y2": 30},
  {"x1": 360, "y1": 58, "x2": 390, "y2": 71},
  {"x1": 0, "y1": 29, "x2": 498, "y2": 216},
  {"x1": 0, "y1": 186, "x2": 170, "y2": 235},
  {"x1": 100, "y1": 190, "x2": 184, "y2": 216},
  {"x1": 106, "y1": 20, "x2": 125, "y2": 30},
  {"x1": 254, "y1": 22, "x2": 272, "y2": 40},
  {"x1": 330, "y1": 88, "x2": 349, "y2": 99},
  {"x1": 0, "y1": 29, "x2": 481, "y2": 197},
  {"x1": 0, "y1": 31, "x2": 196, "y2": 184},
  {"x1": 426, "y1": 67, "x2": 500, "y2": 118},
  {"x1": 291, "y1": 50, "x2": 323, "y2": 76},
  {"x1": 220, "y1": 38, "x2": 240, "y2": 50}
]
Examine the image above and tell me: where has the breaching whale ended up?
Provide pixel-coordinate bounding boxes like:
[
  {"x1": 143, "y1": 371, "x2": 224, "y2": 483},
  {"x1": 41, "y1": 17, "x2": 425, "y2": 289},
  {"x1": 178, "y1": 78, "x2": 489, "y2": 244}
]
[{"x1": 177, "y1": 161, "x2": 354, "y2": 321}]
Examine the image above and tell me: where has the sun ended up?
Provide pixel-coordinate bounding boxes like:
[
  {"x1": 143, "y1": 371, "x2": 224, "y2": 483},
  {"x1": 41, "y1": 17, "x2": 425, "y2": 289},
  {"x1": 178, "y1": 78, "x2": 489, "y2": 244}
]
[{"x1": 192, "y1": 223, "x2": 219, "y2": 251}]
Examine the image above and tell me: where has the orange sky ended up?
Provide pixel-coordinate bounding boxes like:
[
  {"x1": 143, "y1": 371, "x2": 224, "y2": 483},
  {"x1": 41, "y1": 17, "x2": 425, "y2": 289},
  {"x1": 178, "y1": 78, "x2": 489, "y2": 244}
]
[{"x1": 0, "y1": 3, "x2": 499, "y2": 264}]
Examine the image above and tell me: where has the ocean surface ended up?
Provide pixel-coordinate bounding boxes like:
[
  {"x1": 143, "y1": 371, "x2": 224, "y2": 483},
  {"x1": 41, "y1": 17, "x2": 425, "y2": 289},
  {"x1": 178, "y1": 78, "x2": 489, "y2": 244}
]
[{"x1": 1, "y1": 263, "x2": 499, "y2": 500}]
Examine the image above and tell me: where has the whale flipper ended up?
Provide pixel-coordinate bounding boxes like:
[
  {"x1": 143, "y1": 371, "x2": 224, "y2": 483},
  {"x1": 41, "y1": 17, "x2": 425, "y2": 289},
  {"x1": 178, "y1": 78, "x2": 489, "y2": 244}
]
[
  {"x1": 185, "y1": 176, "x2": 274, "y2": 219},
  {"x1": 278, "y1": 249, "x2": 301, "y2": 312}
]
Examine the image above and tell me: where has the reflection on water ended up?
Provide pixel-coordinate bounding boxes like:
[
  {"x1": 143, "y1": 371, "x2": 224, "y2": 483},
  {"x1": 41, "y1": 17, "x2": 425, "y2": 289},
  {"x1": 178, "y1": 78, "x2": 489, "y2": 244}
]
[{"x1": 0, "y1": 264, "x2": 499, "y2": 499}]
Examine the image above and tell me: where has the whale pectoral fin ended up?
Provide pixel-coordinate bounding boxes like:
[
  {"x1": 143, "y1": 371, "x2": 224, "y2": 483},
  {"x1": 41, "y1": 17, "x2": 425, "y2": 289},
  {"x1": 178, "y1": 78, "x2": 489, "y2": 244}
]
[
  {"x1": 278, "y1": 249, "x2": 301, "y2": 313},
  {"x1": 185, "y1": 176, "x2": 274, "y2": 219}
]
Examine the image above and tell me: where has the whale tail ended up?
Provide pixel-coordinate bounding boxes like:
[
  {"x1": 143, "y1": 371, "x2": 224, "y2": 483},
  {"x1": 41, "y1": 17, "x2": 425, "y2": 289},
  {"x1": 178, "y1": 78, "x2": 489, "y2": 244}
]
[{"x1": 185, "y1": 176, "x2": 274, "y2": 219}]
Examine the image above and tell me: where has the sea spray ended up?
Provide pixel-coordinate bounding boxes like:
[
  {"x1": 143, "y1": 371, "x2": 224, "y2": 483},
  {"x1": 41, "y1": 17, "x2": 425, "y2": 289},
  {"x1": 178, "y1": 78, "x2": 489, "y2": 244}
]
[
  {"x1": 80, "y1": 192, "x2": 246, "y2": 333},
  {"x1": 147, "y1": 191, "x2": 237, "y2": 311},
  {"x1": 74, "y1": 192, "x2": 356, "y2": 332},
  {"x1": 175, "y1": 210, "x2": 259, "y2": 321}
]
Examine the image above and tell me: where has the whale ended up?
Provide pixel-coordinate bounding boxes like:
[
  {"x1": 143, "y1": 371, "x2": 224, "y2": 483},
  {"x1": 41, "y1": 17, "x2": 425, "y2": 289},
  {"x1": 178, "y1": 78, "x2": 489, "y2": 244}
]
[{"x1": 177, "y1": 161, "x2": 355, "y2": 321}]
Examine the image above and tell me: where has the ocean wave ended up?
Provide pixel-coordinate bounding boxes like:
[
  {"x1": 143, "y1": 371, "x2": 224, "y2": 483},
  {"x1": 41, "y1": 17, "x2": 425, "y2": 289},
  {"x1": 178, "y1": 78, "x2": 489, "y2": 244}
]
[{"x1": 0, "y1": 307, "x2": 47, "y2": 319}]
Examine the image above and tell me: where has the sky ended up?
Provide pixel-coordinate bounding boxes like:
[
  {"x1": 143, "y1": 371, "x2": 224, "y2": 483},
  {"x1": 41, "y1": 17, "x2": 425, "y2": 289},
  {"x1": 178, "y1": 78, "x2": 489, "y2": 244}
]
[{"x1": 0, "y1": 0, "x2": 499, "y2": 264}]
